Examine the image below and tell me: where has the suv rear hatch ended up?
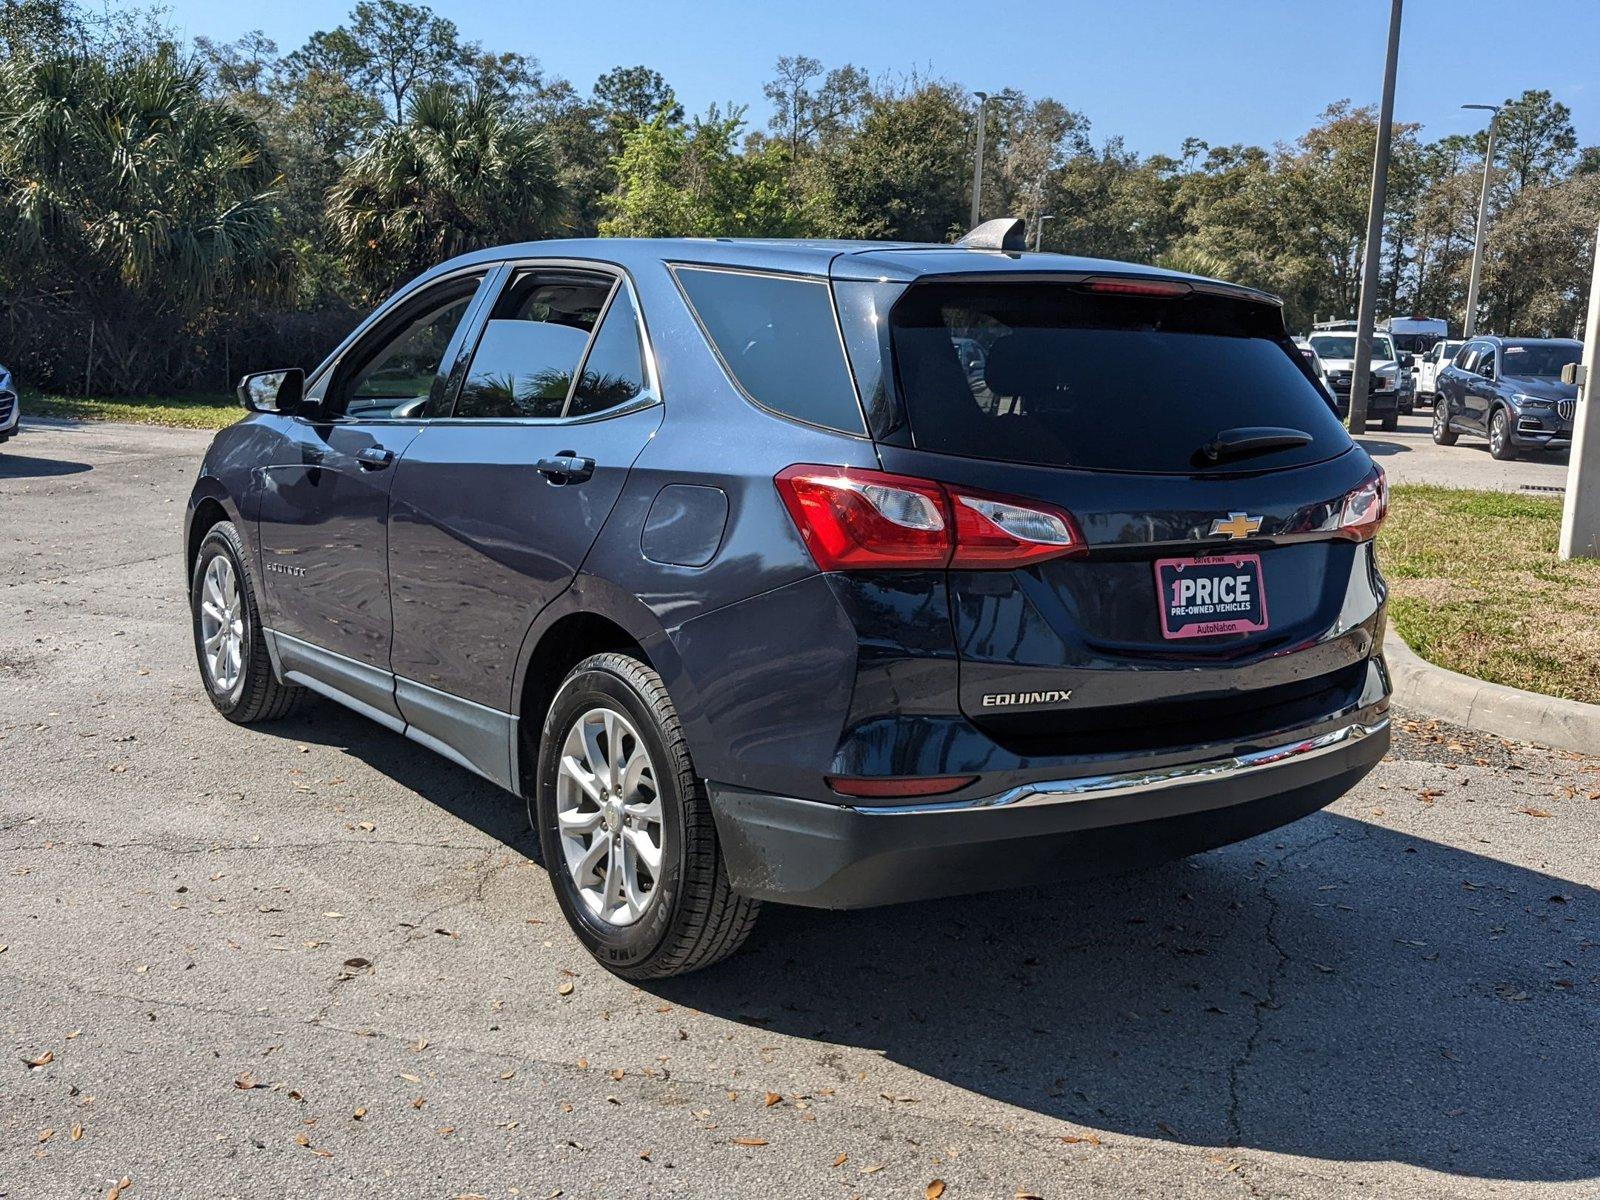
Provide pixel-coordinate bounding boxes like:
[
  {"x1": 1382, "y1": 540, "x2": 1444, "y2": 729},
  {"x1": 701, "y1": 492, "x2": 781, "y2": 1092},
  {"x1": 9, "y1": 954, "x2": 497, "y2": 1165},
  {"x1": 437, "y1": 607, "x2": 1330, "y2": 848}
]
[{"x1": 858, "y1": 275, "x2": 1386, "y2": 756}]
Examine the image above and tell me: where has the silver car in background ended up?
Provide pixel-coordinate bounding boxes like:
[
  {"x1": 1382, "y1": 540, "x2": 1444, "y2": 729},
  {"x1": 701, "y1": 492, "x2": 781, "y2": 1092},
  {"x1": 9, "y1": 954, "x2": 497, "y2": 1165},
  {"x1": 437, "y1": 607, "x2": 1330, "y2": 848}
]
[{"x1": 0, "y1": 365, "x2": 18, "y2": 444}]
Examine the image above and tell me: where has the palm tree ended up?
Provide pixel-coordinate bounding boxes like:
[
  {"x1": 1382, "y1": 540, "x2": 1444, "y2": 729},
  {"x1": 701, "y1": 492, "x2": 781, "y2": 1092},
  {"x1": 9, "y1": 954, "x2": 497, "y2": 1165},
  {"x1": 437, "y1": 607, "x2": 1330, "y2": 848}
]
[
  {"x1": 328, "y1": 83, "x2": 561, "y2": 298},
  {"x1": 0, "y1": 50, "x2": 284, "y2": 393}
]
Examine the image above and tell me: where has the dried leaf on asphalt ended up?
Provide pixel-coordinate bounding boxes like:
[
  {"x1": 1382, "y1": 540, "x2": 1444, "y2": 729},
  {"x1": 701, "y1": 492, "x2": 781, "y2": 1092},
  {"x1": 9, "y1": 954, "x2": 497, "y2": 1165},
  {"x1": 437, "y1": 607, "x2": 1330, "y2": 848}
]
[
  {"x1": 400, "y1": 1072, "x2": 422, "y2": 1083},
  {"x1": 1062, "y1": 1132, "x2": 1102, "y2": 1146},
  {"x1": 38, "y1": 1128, "x2": 54, "y2": 1143},
  {"x1": 764, "y1": 1092, "x2": 782, "y2": 1107},
  {"x1": 926, "y1": 1181, "x2": 946, "y2": 1199},
  {"x1": 862, "y1": 1164, "x2": 884, "y2": 1174},
  {"x1": 1518, "y1": 807, "x2": 1553, "y2": 818},
  {"x1": 107, "y1": 1177, "x2": 131, "y2": 1200},
  {"x1": 24, "y1": 1050, "x2": 54, "y2": 1068},
  {"x1": 499, "y1": 1069, "x2": 516, "y2": 1081},
  {"x1": 411, "y1": 1039, "x2": 429, "y2": 1052},
  {"x1": 1017, "y1": 1192, "x2": 1045, "y2": 1199},
  {"x1": 732, "y1": 1137, "x2": 769, "y2": 1147},
  {"x1": 71, "y1": 1125, "x2": 84, "y2": 1141},
  {"x1": 832, "y1": 1152, "x2": 848, "y2": 1168},
  {"x1": 234, "y1": 1072, "x2": 265, "y2": 1090},
  {"x1": 557, "y1": 981, "x2": 575, "y2": 996}
]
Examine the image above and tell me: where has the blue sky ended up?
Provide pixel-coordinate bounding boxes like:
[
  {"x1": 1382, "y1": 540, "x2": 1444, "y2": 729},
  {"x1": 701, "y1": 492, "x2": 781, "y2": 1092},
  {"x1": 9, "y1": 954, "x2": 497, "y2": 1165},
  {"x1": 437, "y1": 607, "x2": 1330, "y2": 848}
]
[{"x1": 160, "y1": 0, "x2": 1597, "y2": 156}]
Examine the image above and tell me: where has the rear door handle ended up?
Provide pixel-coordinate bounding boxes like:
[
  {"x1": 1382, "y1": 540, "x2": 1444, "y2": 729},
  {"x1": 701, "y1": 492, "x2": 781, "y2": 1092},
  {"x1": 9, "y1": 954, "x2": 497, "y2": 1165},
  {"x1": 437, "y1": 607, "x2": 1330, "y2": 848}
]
[
  {"x1": 536, "y1": 452, "x2": 595, "y2": 484},
  {"x1": 356, "y1": 446, "x2": 395, "y2": 470}
]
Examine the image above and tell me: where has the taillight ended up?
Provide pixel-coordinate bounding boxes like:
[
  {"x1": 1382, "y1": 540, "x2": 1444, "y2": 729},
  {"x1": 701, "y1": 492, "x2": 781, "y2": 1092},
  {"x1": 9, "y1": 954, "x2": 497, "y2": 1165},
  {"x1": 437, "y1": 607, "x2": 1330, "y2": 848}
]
[
  {"x1": 948, "y1": 488, "x2": 1083, "y2": 568},
  {"x1": 775, "y1": 465, "x2": 1085, "y2": 571},
  {"x1": 774, "y1": 466, "x2": 950, "y2": 569},
  {"x1": 1079, "y1": 276, "x2": 1192, "y2": 298},
  {"x1": 1334, "y1": 465, "x2": 1387, "y2": 541}
]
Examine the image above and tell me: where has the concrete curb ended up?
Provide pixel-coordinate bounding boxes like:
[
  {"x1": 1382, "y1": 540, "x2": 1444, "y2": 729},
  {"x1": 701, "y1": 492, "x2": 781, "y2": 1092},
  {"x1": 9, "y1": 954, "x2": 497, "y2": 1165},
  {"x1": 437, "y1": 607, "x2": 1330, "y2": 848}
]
[{"x1": 1384, "y1": 627, "x2": 1600, "y2": 755}]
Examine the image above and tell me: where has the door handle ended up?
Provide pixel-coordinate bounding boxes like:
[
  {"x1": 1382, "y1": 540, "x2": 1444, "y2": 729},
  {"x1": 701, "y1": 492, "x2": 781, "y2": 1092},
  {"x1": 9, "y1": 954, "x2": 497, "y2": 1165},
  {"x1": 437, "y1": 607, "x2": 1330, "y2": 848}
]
[
  {"x1": 536, "y1": 452, "x2": 596, "y2": 484},
  {"x1": 356, "y1": 446, "x2": 395, "y2": 470}
]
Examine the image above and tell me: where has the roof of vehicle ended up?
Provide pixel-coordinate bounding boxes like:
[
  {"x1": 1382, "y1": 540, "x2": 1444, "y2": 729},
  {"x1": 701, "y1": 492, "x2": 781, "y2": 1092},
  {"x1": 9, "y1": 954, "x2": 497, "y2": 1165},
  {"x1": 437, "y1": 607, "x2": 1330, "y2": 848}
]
[
  {"x1": 1474, "y1": 334, "x2": 1582, "y2": 346},
  {"x1": 416, "y1": 236, "x2": 1279, "y2": 303}
]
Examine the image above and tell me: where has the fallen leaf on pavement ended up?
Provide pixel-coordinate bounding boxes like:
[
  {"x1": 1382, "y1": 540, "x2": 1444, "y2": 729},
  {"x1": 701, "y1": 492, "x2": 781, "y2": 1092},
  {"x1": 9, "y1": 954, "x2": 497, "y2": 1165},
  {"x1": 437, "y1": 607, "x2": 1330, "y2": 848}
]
[
  {"x1": 832, "y1": 1152, "x2": 848, "y2": 1168},
  {"x1": 557, "y1": 981, "x2": 574, "y2": 996},
  {"x1": 1062, "y1": 1131, "x2": 1102, "y2": 1146},
  {"x1": 764, "y1": 1092, "x2": 782, "y2": 1107},
  {"x1": 1517, "y1": 807, "x2": 1553, "y2": 818},
  {"x1": 24, "y1": 1050, "x2": 54, "y2": 1069},
  {"x1": 71, "y1": 1125, "x2": 84, "y2": 1141},
  {"x1": 926, "y1": 1181, "x2": 946, "y2": 1199},
  {"x1": 732, "y1": 1137, "x2": 769, "y2": 1147}
]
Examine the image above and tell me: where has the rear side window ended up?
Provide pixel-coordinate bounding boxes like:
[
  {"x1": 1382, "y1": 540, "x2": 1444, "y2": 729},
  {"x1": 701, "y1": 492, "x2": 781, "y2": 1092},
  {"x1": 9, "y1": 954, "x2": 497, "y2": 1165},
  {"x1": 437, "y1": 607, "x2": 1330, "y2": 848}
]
[
  {"x1": 889, "y1": 283, "x2": 1351, "y2": 473},
  {"x1": 569, "y1": 287, "x2": 647, "y2": 417},
  {"x1": 455, "y1": 271, "x2": 612, "y2": 420},
  {"x1": 675, "y1": 266, "x2": 864, "y2": 435}
]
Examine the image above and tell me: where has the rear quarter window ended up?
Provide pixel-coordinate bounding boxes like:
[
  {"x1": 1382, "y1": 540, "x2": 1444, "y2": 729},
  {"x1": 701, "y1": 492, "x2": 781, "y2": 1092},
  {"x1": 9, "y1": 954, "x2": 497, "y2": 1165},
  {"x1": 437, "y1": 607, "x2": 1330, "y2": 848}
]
[
  {"x1": 673, "y1": 266, "x2": 864, "y2": 435},
  {"x1": 889, "y1": 282, "x2": 1352, "y2": 473}
]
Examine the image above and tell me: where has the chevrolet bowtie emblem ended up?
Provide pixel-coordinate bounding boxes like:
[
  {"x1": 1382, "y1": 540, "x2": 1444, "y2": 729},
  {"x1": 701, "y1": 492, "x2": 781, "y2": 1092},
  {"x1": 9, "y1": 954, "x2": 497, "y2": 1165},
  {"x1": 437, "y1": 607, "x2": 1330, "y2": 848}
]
[{"x1": 1210, "y1": 512, "x2": 1263, "y2": 540}]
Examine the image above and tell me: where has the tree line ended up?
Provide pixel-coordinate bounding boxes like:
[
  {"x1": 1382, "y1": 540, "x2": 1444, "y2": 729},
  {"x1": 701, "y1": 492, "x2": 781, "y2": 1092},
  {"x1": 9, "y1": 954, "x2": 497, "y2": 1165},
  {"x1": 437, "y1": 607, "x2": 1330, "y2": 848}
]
[{"x1": 1, "y1": 0, "x2": 1595, "y2": 396}]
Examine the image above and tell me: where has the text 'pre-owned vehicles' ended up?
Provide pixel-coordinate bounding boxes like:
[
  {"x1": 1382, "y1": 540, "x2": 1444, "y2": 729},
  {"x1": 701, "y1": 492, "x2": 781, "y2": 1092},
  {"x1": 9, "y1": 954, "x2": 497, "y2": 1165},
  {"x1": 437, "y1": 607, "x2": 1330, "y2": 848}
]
[
  {"x1": 1307, "y1": 330, "x2": 1403, "y2": 429},
  {"x1": 1432, "y1": 336, "x2": 1582, "y2": 460},
  {"x1": 185, "y1": 222, "x2": 1392, "y2": 978}
]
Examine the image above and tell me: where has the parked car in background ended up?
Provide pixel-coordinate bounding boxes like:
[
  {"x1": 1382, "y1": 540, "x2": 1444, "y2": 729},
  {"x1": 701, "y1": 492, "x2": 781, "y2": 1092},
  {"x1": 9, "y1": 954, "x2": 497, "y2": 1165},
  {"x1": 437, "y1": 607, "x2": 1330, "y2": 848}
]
[
  {"x1": 1433, "y1": 336, "x2": 1582, "y2": 459},
  {"x1": 1293, "y1": 339, "x2": 1342, "y2": 416},
  {"x1": 1416, "y1": 339, "x2": 1465, "y2": 404},
  {"x1": 1307, "y1": 331, "x2": 1403, "y2": 429},
  {"x1": 185, "y1": 231, "x2": 1392, "y2": 978},
  {"x1": 0, "y1": 364, "x2": 18, "y2": 444}
]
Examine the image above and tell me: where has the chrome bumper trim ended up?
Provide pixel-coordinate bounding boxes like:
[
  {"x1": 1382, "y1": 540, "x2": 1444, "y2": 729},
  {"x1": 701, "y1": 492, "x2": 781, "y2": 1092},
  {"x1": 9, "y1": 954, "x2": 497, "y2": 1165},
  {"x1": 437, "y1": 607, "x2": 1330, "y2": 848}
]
[{"x1": 852, "y1": 718, "x2": 1389, "y2": 816}]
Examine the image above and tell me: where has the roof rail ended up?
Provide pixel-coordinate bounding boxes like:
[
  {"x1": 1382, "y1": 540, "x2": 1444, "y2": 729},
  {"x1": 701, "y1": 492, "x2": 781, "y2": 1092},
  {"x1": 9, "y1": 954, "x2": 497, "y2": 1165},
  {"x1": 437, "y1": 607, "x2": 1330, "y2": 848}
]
[{"x1": 956, "y1": 217, "x2": 1027, "y2": 252}]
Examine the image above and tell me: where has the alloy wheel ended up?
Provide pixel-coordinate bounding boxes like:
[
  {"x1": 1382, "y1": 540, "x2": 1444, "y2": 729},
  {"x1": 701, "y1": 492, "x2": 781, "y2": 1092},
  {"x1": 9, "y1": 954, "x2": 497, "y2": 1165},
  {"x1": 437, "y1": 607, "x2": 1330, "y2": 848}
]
[
  {"x1": 199, "y1": 554, "x2": 245, "y2": 695},
  {"x1": 554, "y1": 706, "x2": 664, "y2": 927}
]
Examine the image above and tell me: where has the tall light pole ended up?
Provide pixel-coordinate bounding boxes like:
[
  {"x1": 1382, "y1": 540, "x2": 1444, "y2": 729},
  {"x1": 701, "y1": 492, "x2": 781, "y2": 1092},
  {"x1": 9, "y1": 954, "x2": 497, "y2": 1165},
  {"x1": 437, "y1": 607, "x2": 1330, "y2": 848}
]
[
  {"x1": 1034, "y1": 214, "x2": 1054, "y2": 252},
  {"x1": 1347, "y1": 0, "x2": 1403, "y2": 433},
  {"x1": 969, "y1": 92, "x2": 989, "y2": 229},
  {"x1": 1461, "y1": 102, "x2": 1501, "y2": 337}
]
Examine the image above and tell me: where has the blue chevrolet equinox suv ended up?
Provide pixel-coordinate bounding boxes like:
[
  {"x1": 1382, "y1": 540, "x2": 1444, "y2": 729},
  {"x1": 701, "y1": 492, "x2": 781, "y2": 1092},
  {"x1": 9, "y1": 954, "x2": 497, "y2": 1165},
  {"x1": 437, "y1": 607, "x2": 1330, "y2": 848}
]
[{"x1": 185, "y1": 224, "x2": 1392, "y2": 977}]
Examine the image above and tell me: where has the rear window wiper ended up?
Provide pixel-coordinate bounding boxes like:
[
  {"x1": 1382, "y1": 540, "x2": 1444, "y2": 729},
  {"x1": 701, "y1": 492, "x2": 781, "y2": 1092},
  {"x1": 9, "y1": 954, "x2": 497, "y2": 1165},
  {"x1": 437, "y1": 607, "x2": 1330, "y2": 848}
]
[{"x1": 1195, "y1": 426, "x2": 1313, "y2": 466}]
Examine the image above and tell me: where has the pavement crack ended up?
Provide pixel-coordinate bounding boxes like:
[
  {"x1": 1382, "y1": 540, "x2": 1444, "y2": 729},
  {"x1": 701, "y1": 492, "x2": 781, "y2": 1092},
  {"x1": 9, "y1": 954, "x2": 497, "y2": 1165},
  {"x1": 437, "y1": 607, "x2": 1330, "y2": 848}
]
[{"x1": 1224, "y1": 827, "x2": 1345, "y2": 1147}]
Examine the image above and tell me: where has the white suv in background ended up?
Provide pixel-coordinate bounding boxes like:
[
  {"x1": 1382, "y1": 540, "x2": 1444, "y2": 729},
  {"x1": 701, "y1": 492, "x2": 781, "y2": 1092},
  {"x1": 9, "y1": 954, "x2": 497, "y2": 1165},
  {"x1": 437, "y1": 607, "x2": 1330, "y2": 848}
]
[{"x1": 1416, "y1": 339, "x2": 1464, "y2": 405}]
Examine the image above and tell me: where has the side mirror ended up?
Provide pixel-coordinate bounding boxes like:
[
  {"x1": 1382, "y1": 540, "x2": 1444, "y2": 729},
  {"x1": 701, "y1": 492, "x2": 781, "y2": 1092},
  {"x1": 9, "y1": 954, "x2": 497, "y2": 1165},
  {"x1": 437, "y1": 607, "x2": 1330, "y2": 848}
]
[
  {"x1": 1401, "y1": 353, "x2": 1415, "y2": 368},
  {"x1": 1561, "y1": 362, "x2": 1586, "y2": 387},
  {"x1": 237, "y1": 369, "x2": 305, "y2": 414}
]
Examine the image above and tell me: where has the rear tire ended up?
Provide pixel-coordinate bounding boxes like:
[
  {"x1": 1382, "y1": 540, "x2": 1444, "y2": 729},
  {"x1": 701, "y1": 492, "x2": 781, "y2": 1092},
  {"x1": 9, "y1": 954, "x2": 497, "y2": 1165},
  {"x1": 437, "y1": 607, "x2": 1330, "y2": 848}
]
[
  {"x1": 1431, "y1": 403, "x2": 1458, "y2": 445},
  {"x1": 1488, "y1": 408, "x2": 1517, "y2": 460},
  {"x1": 190, "y1": 521, "x2": 306, "y2": 723},
  {"x1": 533, "y1": 652, "x2": 759, "y2": 979}
]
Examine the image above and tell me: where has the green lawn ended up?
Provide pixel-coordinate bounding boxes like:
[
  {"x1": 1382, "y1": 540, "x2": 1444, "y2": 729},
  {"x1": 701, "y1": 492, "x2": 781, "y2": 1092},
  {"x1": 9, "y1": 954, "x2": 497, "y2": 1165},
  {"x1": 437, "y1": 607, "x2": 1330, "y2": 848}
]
[
  {"x1": 1379, "y1": 485, "x2": 1600, "y2": 704},
  {"x1": 23, "y1": 389, "x2": 240, "y2": 429}
]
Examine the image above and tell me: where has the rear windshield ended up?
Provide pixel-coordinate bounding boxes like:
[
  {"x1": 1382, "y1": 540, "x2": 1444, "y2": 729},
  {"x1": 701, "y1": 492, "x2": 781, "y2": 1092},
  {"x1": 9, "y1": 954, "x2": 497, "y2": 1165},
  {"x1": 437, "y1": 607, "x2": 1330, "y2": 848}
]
[{"x1": 890, "y1": 283, "x2": 1351, "y2": 473}]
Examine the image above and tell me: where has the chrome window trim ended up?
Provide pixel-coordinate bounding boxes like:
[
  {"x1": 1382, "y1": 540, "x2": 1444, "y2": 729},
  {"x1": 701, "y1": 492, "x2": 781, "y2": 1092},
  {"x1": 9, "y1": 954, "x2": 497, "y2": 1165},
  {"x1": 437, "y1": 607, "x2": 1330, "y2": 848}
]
[{"x1": 849, "y1": 718, "x2": 1390, "y2": 815}]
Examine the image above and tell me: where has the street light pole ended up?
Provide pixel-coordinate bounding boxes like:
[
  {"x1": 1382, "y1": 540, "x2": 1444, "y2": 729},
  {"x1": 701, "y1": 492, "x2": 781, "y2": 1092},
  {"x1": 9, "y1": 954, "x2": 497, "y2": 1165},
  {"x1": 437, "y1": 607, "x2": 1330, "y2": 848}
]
[
  {"x1": 969, "y1": 92, "x2": 989, "y2": 230},
  {"x1": 1347, "y1": 0, "x2": 1403, "y2": 434},
  {"x1": 1462, "y1": 103, "x2": 1501, "y2": 338},
  {"x1": 1034, "y1": 214, "x2": 1054, "y2": 252}
]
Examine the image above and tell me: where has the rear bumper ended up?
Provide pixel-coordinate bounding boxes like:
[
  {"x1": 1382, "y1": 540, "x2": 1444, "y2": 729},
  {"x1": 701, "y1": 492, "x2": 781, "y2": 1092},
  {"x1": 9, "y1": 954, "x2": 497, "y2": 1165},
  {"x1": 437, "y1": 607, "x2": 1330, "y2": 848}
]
[{"x1": 710, "y1": 716, "x2": 1389, "y2": 908}]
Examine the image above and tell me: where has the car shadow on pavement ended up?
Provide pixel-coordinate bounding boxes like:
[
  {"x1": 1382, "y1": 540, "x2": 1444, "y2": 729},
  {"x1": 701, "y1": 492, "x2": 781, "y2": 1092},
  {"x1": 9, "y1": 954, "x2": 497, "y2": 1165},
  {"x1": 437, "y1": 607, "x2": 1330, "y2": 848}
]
[
  {"x1": 653, "y1": 812, "x2": 1597, "y2": 1185},
  {"x1": 0, "y1": 454, "x2": 93, "y2": 479},
  {"x1": 1353, "y1": 437, "x2": 1409, "y2": 457},
  {"x1": 255, "y1": 705, "x2": 1596, "y2": 1184}
]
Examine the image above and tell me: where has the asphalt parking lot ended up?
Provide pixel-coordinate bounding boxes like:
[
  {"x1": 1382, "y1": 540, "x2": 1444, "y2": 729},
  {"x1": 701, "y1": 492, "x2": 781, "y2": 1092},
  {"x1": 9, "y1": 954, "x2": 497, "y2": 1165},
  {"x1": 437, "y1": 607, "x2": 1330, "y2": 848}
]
[
  {"x1": 1360, "y1": 406, "x2": 1571, "y2": 491},
  {"x1": 3, "y1": 418, "x2": 1598, "y2": 1199}
]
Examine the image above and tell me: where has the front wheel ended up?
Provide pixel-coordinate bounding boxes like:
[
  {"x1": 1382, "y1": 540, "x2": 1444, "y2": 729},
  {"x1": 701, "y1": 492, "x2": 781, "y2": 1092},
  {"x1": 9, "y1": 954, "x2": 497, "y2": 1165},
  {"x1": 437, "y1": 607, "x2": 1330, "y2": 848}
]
[
  {"x1": 1432, "y1": 403, "x2": 1459, "y2": 445},
  {"x1": 1488, "y1": 408, "x2": 1518, "y2": 460},
  {"x1": 533, "y1": 652, "x2": 759, "y2": 979}
]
